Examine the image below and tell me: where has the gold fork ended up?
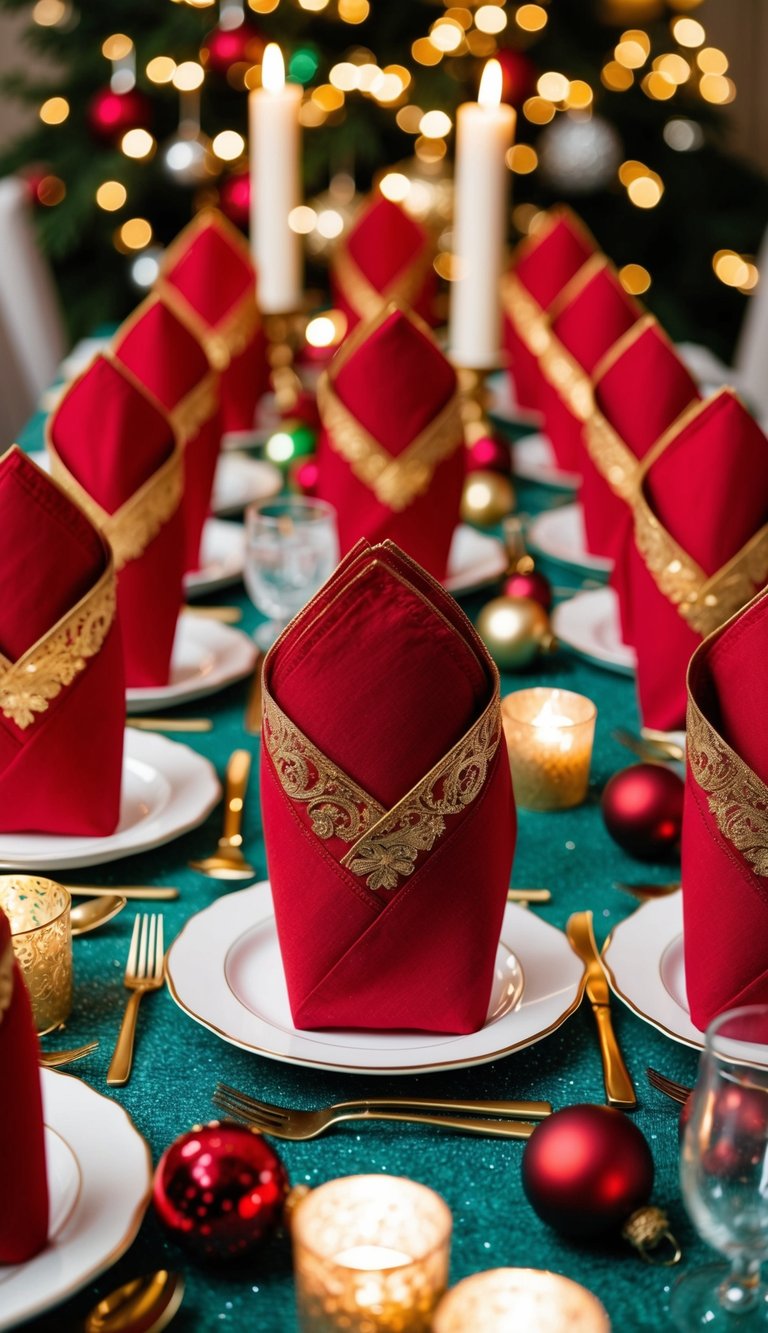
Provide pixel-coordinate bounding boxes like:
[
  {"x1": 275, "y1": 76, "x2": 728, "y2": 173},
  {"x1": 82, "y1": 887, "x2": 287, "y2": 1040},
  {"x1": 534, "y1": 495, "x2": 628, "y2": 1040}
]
[
  {"x1": 40, "y1": 1041, "x2": 99, "y2": 1068},
  {"x1": 106, "y1": 914, "x2": 165, "y2": 1087},
  {"x1": 646, "y1": 1067, "x2": 691, "y2": 1105},
  {"x1": 212, "y1": 1083, "x2": 549, "y2": 1141}
]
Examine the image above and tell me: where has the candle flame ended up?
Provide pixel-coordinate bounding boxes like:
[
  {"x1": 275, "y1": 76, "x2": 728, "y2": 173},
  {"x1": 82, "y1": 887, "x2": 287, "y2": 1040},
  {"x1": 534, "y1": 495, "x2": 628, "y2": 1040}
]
[
  {"x1": 478, "y1": 58, "x2": 502, "y2": 109},
  {"x1": 531, "y1": 692, "x2": 575, "y2": 752},
  {"x1": 262, "y1": 42, "x2": 285, "y2": 94}
]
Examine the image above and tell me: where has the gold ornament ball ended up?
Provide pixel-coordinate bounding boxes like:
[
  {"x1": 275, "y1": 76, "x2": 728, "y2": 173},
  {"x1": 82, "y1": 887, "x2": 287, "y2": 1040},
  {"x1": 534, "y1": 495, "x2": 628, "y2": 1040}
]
[
  {"x1": 476, "y1": 596, "x2": 556, "y2": 670},
  {"x1": 461, "y1": 470, "x2": 516, "y2": 527}
]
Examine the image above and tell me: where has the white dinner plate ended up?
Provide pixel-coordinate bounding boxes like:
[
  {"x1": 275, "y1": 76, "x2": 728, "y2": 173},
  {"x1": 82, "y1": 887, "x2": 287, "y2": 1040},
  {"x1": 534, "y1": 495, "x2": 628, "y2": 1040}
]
[
  {"x1": 528, "y1": 503, "x2": 612, "y2": 577},
  {"x1": 185, "y1": 517, "x2": 245, "y2": 596},
  {"x1": 166, "y1": 883, "x2": 585, "y2": 1075},
  {"x1": 444, "y1": 524, "x2": 507, "y2": 596},
  {"x1": 486, "y1": 370, "x2": 543, "y2": 428},
  {"x1": 0, "y1": 1069, "x2": 151, "y2": 1332},
  {"x1": 126, "y1": 613, "x2": 257, "y2": 713},
  {"x1": 511, "y1": 433, "x2": 580, "y2": 491},
  {"x1": 0, "y1": 730, "x2": 220, "y2": 870},
  {"x1": 552, "y1": 587, "x2": 636, "y2": 675},
  {"x1": 603, "y1": 893, "x2": 704, "y2": 1051},
  {"x1": 211, "y1": 453, "x2": 281, "y2": 516}
]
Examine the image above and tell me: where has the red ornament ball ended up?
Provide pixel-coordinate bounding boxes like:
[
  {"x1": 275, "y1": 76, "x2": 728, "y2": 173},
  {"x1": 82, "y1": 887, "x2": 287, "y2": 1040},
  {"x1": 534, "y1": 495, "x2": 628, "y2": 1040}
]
[
  {"x1": 502, "y1": 569, "x2": 552, "y2": 612},
  {"x1": 467, "y1": 435, "x2": 512, "y2": 476},
  {"x1": 202, "y1": 21, "x2": 265, "y2": 77},
  {"x1": 219, "y1": 172, "x2": 250, "y2": 229},
  {"x1": 290, "y1": 456, "x2": 319, "y2": 496},
  {"x1": 153, "y1": 1121, "x2": 289, "y2": 1262},
  {"x1": 522, "y1": 1105, "x2": 654, "y2": 1239},
  {"x1": 87, "y1": 87, "x2": 152, "y2": 144},
  {"x1": 602, "y1": 763, "x2": 684, "y2": 859},
  {"x1": 495, "y1": 47, "x2": 537, "y2": 107}
]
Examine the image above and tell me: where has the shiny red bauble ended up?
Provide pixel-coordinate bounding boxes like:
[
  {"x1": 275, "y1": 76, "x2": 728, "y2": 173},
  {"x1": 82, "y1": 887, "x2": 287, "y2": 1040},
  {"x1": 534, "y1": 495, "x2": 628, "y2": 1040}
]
[
  {"x1": 502, "y1": 569, "x2": 552, "y2": 613},
  {"x1": 467, "y1": 435, "x2": 512, "y2": 476},
  {"x1": 87, "y1": 87, "x2": 152, "y2": 144},
  {"x1": 601, "y1": 763, "x2": 684, "y2": 859},
  {"x1": 218, "y1": 172, "x2": 250, "y2": 229},
  {"x1": 495, "y1": 47, "x2": 537, "y2": 107},
  {"x1": 522, "y1": 1104, "x2": 654, "y2": 1239},
  {"x1": 290, "y1": 456, "x2": 319, "y2": 496},
  {"x1": 153, "y1": 1121, "x2": 289, "y2": 1262},
  {"x1": 202, "y1": 21, "x2": 265, "y2": 77}
]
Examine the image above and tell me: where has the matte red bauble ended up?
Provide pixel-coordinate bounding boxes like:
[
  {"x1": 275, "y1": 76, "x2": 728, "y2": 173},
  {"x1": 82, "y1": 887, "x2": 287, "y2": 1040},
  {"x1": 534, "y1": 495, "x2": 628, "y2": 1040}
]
[
  {"x1": 522, "y1": 1104, "x2": 654, "y2": 1238},
  {"x1": 202, "y1": 21, "x2": 265, "y2": 77},
  {"x1": 153, "y1": 1121, "x2": 289, "y2": 1262},
  {"x1": 601, "y1": 763, "x2": 684, "y2": 859},
  {"x1": 502, "y1": 569, "x2": 552, "y2": 612},
  {"x1": 87, "y1": 87, "x2": 151, "y2": 144},
  {"x1": 495, "y1": 47, "x2": 537, "y2": 107},
  {"x1": 467, "y1": 435, "x2": 512, "y2": 476},
  {"x1": 218, "y1": 172, "x2": 250, "y2": 229}
]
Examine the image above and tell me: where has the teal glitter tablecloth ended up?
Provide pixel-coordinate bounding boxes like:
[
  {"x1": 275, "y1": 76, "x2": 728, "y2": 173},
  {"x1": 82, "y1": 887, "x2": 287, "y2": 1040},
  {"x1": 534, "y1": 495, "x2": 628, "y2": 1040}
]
[{"x1": 12, "y1": 411, "x2": 710, "y2": 1333}]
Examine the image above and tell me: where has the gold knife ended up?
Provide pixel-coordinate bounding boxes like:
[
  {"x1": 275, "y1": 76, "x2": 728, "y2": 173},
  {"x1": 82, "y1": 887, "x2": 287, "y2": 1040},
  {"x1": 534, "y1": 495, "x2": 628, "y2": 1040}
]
[
  {"x1": 566, "y1": 910, "x2": 636, "y2": 1109},
  {"x1": 244, "y1": 651, "x2": 264, "y2": 735}
]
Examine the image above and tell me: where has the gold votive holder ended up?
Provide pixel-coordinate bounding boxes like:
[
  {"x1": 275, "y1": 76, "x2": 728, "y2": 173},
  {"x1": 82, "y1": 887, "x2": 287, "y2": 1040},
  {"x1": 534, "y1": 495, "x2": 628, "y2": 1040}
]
[
  {"x1": 0, "y1": 875, "x2": 72, "y2": 1035},
  {"x1": 433, "y1": 1268, "x2": 611, "y2": 1332},
  {"x1": 501, "y1": 687, "x2": 596, "y2": 812},
  {"x1": 292, "y1": 1174, "x2": 452, "y2": 1332}
]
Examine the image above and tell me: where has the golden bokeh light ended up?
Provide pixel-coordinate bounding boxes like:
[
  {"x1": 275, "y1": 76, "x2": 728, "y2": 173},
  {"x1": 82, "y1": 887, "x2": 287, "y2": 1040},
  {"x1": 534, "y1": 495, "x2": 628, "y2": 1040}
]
[
  {"x1": 523, "y1": 96, "x2": 555, "y2": 125},
  {"x1": 119, "y1": 217, "x2": 152, "y2": 250},
  {"x1": 672, "y1": 16, "x2": 705, "y2": 45},
  {"x1": 619, "y1": 263, "x2": 651, "y2": 294},
  {"x1": 516, "y1": 4, "x2": 548, "y2": 32},
  {"x1": 654, "y1": 53, "x2": 690, "y2": 84},
  {"x1": 378, "y1": 171, "x2": 410, "y2": 202},
  {"x1": 121, "y1": 128, "x2": 155, "y2": 159},
  {"x1": 396, "y1": 104, "x2": 424, "y2": 134},
  {"x1": 338, "y1": 0, "x2": 370, "y2": 23},
  {"x1": 739, "y1": 263, "x2": 759, "y2": 293},
  {"x1": 566, "y1": 79, "x2": 594, "y2": 109},
  {"x1": 33, "y1": 0, "x2": 67, "y2": 26},
  {"x1": 465, "y1": 29, "x2": 497, "y2": 56},
  {"x1": 102, "y1": 33, "x2": 133, "y2": 60},
  {"x1": 700, "y1": 73, "x2": 735, "y2": 103},
  {"x1": 618, "y1": 159, "x2": 648, "y2": 185},
  {"x1": 627, "y1": 174, "x2": 664, "y2": 207},
  {"x1": 39, "y1": 96, "x2": 69, "y2": 125},
  {"x1": 430, "y1": 18, "x2": 464, "y2": 52},
  {"x1": 419, "y1": 109, "x2": 452, "y2": 138},
  {"x1": 312, "y1": 83, "x2": 345, "y2": 111},
  {"x1": 329, "y1": 62, "x2": 358, "y2": 90},
  {"x1": 95, "y1": 180, "x2": 127, "y2": 211},
  {"x1": 445, "y1": 8, "x2": 472, "y2": 30},
  {"x1": 288, "y1": 205, "x2": 317, "y2": 234},
  {"x1": 212, "y1": 130, "x2": 245, "y2": 161},
  {"x1": 412, "y1": 36, "x2": 442, "y2": 66},
  {"x1": 713, "y1": 250, "x2": 750, "y2": 287},
  {"x1": 305, "y1": 313, "x2": 346, "y2": 348},
  {"x1": 248, "y1": 0, "x2": 279, "y2": 10},
  {"x1": 601, "y1": 61, "x2": 634, "y2": 91},
  {"x1": 642, "y1": 71, "x2": 677, "y2": 99},
  {"x1": 415, "y1": 135, "x2": 447, "y2": 162},
  {"x1": 146, "y1": 56, "x2": 176, "y2": 84},
  {"x1": 298, "y1": 100, "x2": 326, "y2": 127},
  {"x1": 697, "y1": 47, "x2": 728, "y2": 74},
  {"x1": 537, "y1": 71, "x2": 570, "y2": 101},
  {"x1": 173, "y1": 61, "x2": 205, "y2": 91},
  {"x1": 475, "y1": 5, "x2": 508, "y2": 34},
  {"x1": 506, "y1": 144, "x2": 538, "y2": 173},
  {"x1": 615, "y1": 39, "x2": 649, "y2": 69},
  {"x1": 316, "y1": 209, "x2": 344, "y2": 239}
]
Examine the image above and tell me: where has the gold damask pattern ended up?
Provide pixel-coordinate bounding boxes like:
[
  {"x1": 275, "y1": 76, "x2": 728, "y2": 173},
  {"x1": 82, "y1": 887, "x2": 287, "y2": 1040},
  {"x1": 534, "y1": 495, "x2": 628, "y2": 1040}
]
[
  {"x1": 634, "y1": 492, "x2": 768, "y2": 637},
  {"x1": 262, "y1": 691, "x2": 385, "y2": 843},
  {"x1": 0, "y1": 564, "x2": 116, "y2": 729},
  {"x1": 333, "y1": 241, "x2": 433, "y2": 324},
  {"x1": 48, "y1": 448, "x2": 183, "y2": 571},
  {"x1": 500, "y1": 273, "x2": 551, "y2": 358},
  {"x1": 687, "y1": 696, "x2": 768, "y2": 875},
  {"x1": 317, "y1": 376, "x2": 462, "y2": 512}
]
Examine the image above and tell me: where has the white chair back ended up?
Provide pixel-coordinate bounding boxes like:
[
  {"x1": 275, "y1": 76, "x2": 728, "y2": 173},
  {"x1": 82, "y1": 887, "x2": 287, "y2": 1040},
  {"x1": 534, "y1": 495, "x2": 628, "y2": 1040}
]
[{"x1": 734, "y1": 222, "x2": 768, "y2": 420}]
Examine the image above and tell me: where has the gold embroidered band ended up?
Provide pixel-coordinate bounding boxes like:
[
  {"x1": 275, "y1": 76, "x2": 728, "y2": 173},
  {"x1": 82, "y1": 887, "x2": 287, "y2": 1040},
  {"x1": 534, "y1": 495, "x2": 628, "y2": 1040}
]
[
  {"x1": 687, "y1": 691, "x2": 768, "y2": 876},
  {"x1": 263, "y1": 682, "x2": 502, "y2": 893},
  {"x1": 47, "y1": 446, "x2": 184, "y2": 572},
  {"x1": 317, "y1": 374, "x2": 462, "y2": 512},
  {"x1": 333, "y1": 239, "x2": 433, "y2": 324},
  {"x1": 538, "y1": 334, "x2": 594, "y2": 421},
  {"x1": 500, "y1": 271, "x2": 551, "y2": 358},
  {"x1": 0, "y1": 561, "x2": 116, "y2": 730},
  {"x1": 158, "y1": 278, "x2": 261, "y2": 372},
  {"x1": 168, "y1": 370, "x2": 219, "y2": 445},
  {"x1": 583, "y1": 409, "x2": 640, "y2": 500}
]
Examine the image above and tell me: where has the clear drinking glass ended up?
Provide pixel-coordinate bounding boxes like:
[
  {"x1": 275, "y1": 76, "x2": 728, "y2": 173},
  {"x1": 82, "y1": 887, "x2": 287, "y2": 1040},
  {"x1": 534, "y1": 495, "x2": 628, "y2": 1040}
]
[
  {"x1": 671, "y1": 1004, "x2": 768, "y2": 1330},
  {"x1": 244, "y1": 497, "x2": 339, "y2": 650}
]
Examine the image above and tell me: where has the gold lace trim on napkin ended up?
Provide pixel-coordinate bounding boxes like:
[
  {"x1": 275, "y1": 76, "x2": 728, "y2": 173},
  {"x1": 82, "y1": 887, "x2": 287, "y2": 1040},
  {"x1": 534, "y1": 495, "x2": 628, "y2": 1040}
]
[
  {"x1": 317, "y1": 375, "x2": 462, "y2": 512},
  {"x1": 263, "y1": 684, "x2": 502, "y2": 893},
  {"x1": 500, "y1": 271, "x2": 551, "y2": 358},
  {"x1": 167, "y1": 371, "x2": 219, "y2": 445},
  {"x1": 48, "y1": 447, "x2": 184, "y2": 572},
  {"x1": 583, "y1": 410, "x2": 639, "y2": 500},
  {"x1": 158, "y1": 279, "x2": 261, "y2": 372},
  {"x1": 0, "y1": 563, "x2": 116, "y2": 730},
  {"x1": 539, "y1": 334, "x2": 594, "y2": 421},
  {"x1": 333, "y1": 238, "x2": 433, "y2": 324},
  {"x1": 687, "y1": 694, "x2": 768, "y2": 875}
]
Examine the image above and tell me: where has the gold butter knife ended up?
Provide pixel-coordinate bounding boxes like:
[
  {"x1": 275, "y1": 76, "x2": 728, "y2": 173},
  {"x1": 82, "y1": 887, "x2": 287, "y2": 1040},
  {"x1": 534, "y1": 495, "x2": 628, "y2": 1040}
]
[
  {"x1": 65, "y1": 885, "x2": 180, "y2": 900},
  {"x1": 566, "y1": 910, "x2": 636, "y2": 1109}
]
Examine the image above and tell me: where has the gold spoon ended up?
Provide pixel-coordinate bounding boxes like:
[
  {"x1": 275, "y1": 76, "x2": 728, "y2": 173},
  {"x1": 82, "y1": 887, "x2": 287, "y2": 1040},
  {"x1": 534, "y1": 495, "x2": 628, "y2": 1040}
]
[
  {"x1": 189, "y1": 749, "x2": 256, "y2": 880},
  {"x1": 84, "y1": 1271, "x2": 184, "y2": 1333},
  {"x1": 71, "y1": 896, "x2": 127, "y2": 936}
]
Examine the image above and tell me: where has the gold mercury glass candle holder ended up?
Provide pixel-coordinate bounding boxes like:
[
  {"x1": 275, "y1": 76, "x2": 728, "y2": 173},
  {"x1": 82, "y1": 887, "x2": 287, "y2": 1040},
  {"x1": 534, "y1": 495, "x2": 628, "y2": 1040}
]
[
  {"x1": 0, "y1": 875, "x2": 72, "y2": 1035},
  {"x1": 432, "y1": 1268, "x2": 611, "y2": 1332},
  {"x1": 501, "y1": 687, "x2": 597, "y2": 812},
  {"x1": 292, "y1": 1174, "x2": 452, "y2": 1333}
]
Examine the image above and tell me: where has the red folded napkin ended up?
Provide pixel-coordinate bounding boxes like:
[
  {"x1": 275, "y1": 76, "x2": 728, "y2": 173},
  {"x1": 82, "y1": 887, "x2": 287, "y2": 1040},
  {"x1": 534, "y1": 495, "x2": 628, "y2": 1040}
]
[
  {"x1": 261, "y1": 538, "x2": 515, "y2": 1034},
  {"x1": 627, "y1": 389, "x2": 768, "y2": 732},
  {"x1": 113, "y1": 293, "x2": 221, "y2": 572},
  {"x1": 0, "y1": 447, "x2": 124, "y2": 834},
  {"x1": 331, "y1": 195, "x2": 437, "y2": 332},
  {"x1": 538, "y1": 256, "x2": 641, "y2": 477},
  {"x1": 315, "y1": 304, "x2": 463, "y2": 580},
  {"x1": 47, "y1": 354, "x2": 185, "y2": 689},
  {"x1": 683, "y1": 583, "x2": 768, "y2": 1029},
  {"x1": 159, "y1": 208, "x2": 268, "y2": 437},
  {"x1": 502, "y1": 207, "x2": 596, "y2": 415},
  {"x1": 0, "y1": 908, "x2": 48, "y2": 1263}
]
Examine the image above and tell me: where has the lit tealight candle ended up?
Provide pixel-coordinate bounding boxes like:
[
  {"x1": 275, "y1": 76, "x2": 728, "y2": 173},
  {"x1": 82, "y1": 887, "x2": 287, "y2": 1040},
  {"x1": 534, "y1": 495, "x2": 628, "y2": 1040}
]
[
  {"x1": 292, "y1": 1175, "x2": 452, "y2": 1332},
  {"x1": 448, "y1": 59, "x2": 516, "y2": 370},
  {"x1": 248, "y1": 42, "x2": 303, "y2": 313},
  {"x1": 501, "y1": 687, "x2": 597, "y2": 811},
  {"x1": 433, "y1": 1268, "x2": 611, "y2": 1332}
]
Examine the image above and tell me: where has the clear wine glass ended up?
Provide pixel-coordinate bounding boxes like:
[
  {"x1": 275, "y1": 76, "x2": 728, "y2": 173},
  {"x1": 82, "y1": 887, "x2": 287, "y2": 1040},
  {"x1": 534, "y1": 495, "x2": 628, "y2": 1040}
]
[
  {"x1": 244, "y1": 496, "x2": 339, "y2": 650},
  {"x1": 671, "y1": 1004, "x2": 768, "y2": 1330}
]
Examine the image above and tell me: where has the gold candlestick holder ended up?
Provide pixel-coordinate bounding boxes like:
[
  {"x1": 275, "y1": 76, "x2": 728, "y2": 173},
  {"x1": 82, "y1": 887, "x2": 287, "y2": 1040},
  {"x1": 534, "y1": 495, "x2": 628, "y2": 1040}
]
[
  {"x1": 264, "y1": 311, "x2": 305, "y2": 415},
  {"x1": 456, "y1": 366, "x2": 496, "y2": 448}
]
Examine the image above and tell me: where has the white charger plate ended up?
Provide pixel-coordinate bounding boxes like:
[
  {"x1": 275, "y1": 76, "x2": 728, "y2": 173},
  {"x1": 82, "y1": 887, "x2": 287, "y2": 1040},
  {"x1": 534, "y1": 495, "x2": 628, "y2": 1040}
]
[
  {"x1": 211, "y1": 453, "x2": 281, "y2": 517},
  {"x1": 185, "y1": 517, "x2": 245, "y2": 596},
  {"x1": 511, "y1": 433, "x2": 580, "y2": 491},
  {"x1": 126, "y1": 613, "x2": 256, "y2": 713},
  {"x1": 166, "y1": 883, "x2": 585, "y2": 1075},
  {"x1": 552, "y1": 586, "x2": 636, "y2": 676},
  {"x1": 444, "y1": 524, "x2": 507, "y2": 596},
  {"x1": 486, "y1": 370, "x2": 543, "y2": 429},
  {"x1": 603, "y1": 893, "x2": 704, "y2": 1051},
  {"x1": 0, "y1": 1069, "x2": 151, "y2": 1332},
  {"x1": 528, "y1": 503, "x2": 612, "y2": 577},
  {"x1": 0, "y1": 730, "x2": 220, "y2": 870}
]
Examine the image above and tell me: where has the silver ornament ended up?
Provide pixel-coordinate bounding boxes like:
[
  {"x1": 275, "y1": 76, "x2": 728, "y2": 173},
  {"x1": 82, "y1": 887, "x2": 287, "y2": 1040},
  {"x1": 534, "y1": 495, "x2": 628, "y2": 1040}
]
[
  {"x1": 537, "y1": 114, "x2": 622, "y2": 195},
  {"x1": 162, "y1": 130, "x2": 217, "y2": 186}
]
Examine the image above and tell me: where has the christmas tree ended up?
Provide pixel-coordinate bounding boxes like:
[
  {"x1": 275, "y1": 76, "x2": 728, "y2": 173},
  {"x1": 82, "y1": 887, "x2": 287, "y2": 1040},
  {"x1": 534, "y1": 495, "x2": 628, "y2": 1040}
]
[{"x1": 0, "y1": 0, "x2": 764, "y2": 353}]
